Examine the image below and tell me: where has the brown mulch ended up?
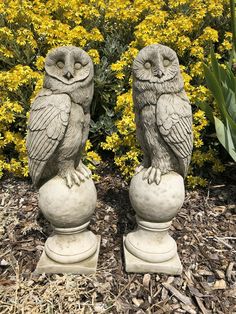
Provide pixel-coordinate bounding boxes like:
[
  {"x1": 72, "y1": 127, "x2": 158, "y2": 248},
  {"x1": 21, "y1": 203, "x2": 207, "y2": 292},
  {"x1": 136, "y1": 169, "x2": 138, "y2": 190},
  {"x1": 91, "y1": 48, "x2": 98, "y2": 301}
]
[{"x1": 0, "y1": 163, "x2": 235, "y2": 314}]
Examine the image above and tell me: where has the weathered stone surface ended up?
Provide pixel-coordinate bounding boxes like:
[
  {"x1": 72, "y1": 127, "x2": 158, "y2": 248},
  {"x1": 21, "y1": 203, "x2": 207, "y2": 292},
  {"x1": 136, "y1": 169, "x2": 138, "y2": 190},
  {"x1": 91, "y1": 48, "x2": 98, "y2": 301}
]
[
  {"x1": 35, "y1": 236, "x2": 101, "y2": 274},
  {"x1": 124, "y1": 44, "x2": 193, "y2": 274},
  {"x1": 133, "y1": 44, "x2": 193, "y2": 185},
  {"x1": 125, "y1": 218, "x2": 177, "y2": 263},
  {"x1": 26, "y1": 46, "x2": 94, "y2": 189},
  {"x1": 44, "y1": 230, "x2": 98, "y2": 264},
  {"x1": 39, "y1": 176, "x2": 97, "y2": 228},
  {"x1": 123, "y1": 237, "x2": 182, "y2": 275},
  {"x1": 26, "y1": 47, "x2": 99, "y2": 273},
  {"x1": 129, "y1": 171, "x2": 185, "y2": 222}
]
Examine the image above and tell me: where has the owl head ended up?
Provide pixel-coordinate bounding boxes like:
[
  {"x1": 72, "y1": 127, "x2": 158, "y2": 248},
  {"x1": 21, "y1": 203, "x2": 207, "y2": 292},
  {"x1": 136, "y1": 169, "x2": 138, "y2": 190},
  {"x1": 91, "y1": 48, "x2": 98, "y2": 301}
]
[
  {"x1": 43, "y1": 46, "x2": 93, "y2": 92},
  {"x1": 133, "y1": 44, "x2": 184, "y2": 93}
]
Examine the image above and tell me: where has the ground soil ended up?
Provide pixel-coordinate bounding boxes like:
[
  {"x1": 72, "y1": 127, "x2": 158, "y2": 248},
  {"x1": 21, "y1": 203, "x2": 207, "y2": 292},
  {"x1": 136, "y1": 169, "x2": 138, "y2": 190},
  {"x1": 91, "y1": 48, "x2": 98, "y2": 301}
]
[{"x1": 0, "y1": 162, "x2": 235, "y2": 313}]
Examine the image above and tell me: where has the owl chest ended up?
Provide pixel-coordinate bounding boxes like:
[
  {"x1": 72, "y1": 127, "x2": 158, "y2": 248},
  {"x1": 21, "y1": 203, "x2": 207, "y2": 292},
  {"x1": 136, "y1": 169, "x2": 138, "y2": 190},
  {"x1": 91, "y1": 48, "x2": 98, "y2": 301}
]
[
  {"x1": 141, "y1": 105, "x2": 162, "y2": 142},
  {"x1": 69, "y1": 102, "x2": 85, "y2": 125},
  {"x1": 70, "y1": 82, "x2": 93, "y2": 113},
  {"x1": 134, "y1": 88, "x2": 158, "y2": 111},
  {"x1": 67, "y1": 103, "x2": 85, "y2": 142}
]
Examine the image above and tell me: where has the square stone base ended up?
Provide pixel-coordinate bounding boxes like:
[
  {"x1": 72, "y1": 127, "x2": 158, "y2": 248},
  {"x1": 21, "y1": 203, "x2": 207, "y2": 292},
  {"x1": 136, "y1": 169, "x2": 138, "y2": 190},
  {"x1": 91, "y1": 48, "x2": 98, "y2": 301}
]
[
  {"x1": 35, "y1": 235, "x2": 101, "y2": 274},
  {"x1": 123, "y1": 236, "x2": 182, "y2": 275}
]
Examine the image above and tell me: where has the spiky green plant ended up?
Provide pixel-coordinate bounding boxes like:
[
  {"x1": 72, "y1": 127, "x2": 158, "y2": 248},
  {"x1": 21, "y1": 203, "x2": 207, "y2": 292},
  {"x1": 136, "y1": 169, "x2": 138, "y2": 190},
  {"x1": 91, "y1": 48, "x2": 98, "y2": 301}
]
[{"x1": 203, "y1": 0, "x2": 236, "y2": 161}]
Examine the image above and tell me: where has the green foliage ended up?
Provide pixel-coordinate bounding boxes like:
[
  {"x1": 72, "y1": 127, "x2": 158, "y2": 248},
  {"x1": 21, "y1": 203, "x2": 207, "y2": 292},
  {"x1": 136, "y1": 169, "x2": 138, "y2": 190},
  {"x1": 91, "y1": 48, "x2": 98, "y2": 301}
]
[
  {"x1": 203, "y1": 53, "x2": 236, "y2": 160},
  {"x1": 0, "y1": 0, "x2": 233, "y2": 187},
  {"x1": 203, "y1": 0, "x2": 236, "y2": 161}
]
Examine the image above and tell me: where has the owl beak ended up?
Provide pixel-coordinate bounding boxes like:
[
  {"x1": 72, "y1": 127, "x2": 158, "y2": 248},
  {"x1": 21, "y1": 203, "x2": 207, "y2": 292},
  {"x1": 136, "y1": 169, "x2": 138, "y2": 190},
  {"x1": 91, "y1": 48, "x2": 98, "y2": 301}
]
[
  {"x1": 63, "y1": 71, "x2": 74, "y2": 80},
  {"x1": 154, "y1": 69, "x2": 164, "y2": 78}
]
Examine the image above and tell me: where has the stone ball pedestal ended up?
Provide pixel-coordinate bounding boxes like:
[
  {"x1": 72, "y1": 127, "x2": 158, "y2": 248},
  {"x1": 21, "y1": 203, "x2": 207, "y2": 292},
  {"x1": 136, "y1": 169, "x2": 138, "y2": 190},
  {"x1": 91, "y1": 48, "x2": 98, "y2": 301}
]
[
  {"x1": 124, "y1": 171, "x2": 185, "y2": 274},
  {"x1": 35, "y1": 176, "x2": 100, "y2": 274}
]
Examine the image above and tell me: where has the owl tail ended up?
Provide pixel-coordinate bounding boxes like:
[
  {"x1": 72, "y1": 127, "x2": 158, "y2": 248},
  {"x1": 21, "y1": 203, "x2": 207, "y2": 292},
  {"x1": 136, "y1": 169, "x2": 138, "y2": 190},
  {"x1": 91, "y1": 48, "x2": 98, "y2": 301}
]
[{"x1": 178, "y1": 156, "x2": 191, "y2": 178}]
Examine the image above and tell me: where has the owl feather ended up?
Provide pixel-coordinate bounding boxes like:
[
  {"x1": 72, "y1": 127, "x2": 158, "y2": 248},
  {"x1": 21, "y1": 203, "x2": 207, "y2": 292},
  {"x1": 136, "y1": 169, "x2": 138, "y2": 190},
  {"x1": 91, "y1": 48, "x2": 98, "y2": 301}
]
[
  {"x1": 27, "y1": 94, "x2": 71, "y2": 186},
  {"x1": 156, "y1": 92, "x2": 192, "y2": 177},
  {"x1": 133, "y1": 44, "x2": 193, "y2": 184},
  {"x1": 26, "y1": 46, "x2": 94, "y2": 188}
]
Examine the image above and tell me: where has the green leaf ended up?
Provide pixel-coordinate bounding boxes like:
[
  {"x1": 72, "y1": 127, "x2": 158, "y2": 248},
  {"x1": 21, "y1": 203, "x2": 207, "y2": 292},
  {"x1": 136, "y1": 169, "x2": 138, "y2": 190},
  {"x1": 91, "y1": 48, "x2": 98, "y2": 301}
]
[
  {"x1": 210, "y1": 46, "x2": 220, "y2": 80},
  {"x1": 214, "y1": 116, "x2": 236, "y2": 161},
  {"x1": 220, "y1": 64, "x2": 236, "y2": 93},
  {"x1": 224, "y1": 87, "x2": 236, "y2": 121},
  {"x1": 204, "y1": 62, "x2": 236, "y2": 131},
  {"x1": 198, "y1": 102, "x2": 214, "y2": 124},
  {"x1": 203, "y1": 63, "x2": 227, "y2": 123}
]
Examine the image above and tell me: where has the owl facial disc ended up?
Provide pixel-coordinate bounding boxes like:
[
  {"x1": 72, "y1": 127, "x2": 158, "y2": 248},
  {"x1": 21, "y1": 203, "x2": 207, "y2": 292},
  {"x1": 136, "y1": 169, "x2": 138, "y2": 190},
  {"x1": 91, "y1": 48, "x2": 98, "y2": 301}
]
[
  {"x1": 45, "y1": 46, "x2": 92, "y2": 85},
  {"x1": 133, "y1": 44, "x2": 180, "y2": 83}
]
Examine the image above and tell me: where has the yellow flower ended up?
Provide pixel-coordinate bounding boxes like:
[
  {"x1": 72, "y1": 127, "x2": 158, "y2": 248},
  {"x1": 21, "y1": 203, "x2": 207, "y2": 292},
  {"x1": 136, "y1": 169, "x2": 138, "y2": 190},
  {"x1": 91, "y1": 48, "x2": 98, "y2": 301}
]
[
  {"x1": 101, "y1": 132, "x2": 122, "y2": 152},
  {"x1": 0, "y1": 0, "x2": 231, "y2": 186},
  {"x1": 187, "y1": 175, "x2": 207, "y2": 188},
  {"x1": 35, "y1": 56, "x2": 45, "y2": 70},
  {"x1": 85, "y1": 140, "x2": 92, "y2": 151},
  {"x1": 87, "y1": 49, "x2": 100, "y2": 64},
  {"x1": 116, "y1": 72, "x2": 125, "y2": 80}
]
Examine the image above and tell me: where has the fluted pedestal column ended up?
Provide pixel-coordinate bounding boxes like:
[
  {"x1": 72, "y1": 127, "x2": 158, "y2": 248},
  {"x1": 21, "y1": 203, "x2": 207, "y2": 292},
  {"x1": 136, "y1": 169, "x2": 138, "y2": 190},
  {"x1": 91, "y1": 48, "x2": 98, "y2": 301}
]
[
  {"x1": 124, "y1": 170, "x2": 184, "y2": 275},
  {"x1": 35, "y1": 176, "x2": 100, "y2": 274}
]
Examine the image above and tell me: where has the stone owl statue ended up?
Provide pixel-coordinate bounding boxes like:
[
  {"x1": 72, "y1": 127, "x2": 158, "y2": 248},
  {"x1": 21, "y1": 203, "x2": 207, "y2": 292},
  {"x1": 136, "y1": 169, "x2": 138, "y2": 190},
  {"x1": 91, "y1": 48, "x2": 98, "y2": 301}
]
[
  {"x1": 27, "y1": 46, "x2": 94, "y2": 188},
  {"x1": 133, "y1": 44, "x2": 193, "y2": 185}
]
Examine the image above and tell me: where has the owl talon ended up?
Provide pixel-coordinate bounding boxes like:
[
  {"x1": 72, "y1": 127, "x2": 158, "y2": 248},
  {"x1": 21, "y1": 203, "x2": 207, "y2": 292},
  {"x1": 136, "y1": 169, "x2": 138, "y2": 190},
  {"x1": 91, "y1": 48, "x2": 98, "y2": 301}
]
[
  {"x1": 154, "y1": 169, "x2": 161, "y2": 185},
  {"x1": 148, "y1": 167, "x2": 156, "y2": 184},
  {"x1": 65, "y1": 173, "x2": 73, "y2": 188},
  {"x1": 61, "y1": 168, "x2": 85, "y2": 188},
  {"x1": 77, "y1": 163, "x2": 91, "y2": 179},
  {"x1": 72, "y1": 171, "x2": 82, "y2": 185},
  {"x1": 143, "y1": 166, "x2": 161, "y2": 185},
  {"x1": 143, "y1": 167, "x2": 152, "y2": 180},
  {"x1": 75, "y1": 170, "x2": 85, "y2": 182}
]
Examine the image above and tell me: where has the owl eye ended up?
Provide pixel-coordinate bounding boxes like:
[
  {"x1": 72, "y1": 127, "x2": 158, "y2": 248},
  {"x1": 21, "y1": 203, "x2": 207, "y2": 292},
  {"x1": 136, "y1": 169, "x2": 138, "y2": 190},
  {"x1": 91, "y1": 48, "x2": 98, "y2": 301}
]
[
  {"x1": 74, "y1": 62, "x2": 82, "y2": 70},
  {"x1": 56, "y1": 61, "x2": 64, "y2": 69},
  {"x1": 144, "y1": 62, "x2": 152, "y2": 69},
  {"x1": 163, "y1": 58, "x2": 171, "y2": 67}
]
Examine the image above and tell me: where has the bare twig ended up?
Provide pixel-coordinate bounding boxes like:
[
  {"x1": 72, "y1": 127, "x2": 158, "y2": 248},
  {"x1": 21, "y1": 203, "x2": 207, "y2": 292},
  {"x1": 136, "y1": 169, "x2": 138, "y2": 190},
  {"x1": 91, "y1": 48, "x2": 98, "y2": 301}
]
[
  {"x1": 115, "y1": 274, "x2": 136, "y2": 300},
  {"x1": 162, "y1": 282, "x2": 193, "y2": 306},
  {"x1": 195, "y1": 296, "x2": 211, "y2": 314},
  {"x1": 214, "y1": 237, "x2": 234, "y2": 249},
  {"x1": 0, "y1": 250, "x2": 11, "y2": 258},
  {"x1": 226, "y1": 262, "x2": 235, "y2": 281},
  {"x1": 220, "y1": 237, "x2": 236, "y2": 240},
  {"x1": 204, "y1": 185, "x2": 211, "y2": 209}
]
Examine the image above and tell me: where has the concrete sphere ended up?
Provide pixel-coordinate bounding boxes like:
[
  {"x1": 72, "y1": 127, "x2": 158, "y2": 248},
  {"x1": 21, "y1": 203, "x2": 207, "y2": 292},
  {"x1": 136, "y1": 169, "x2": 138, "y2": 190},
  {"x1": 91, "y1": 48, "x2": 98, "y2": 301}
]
[
  {"x1": 39, "y1": 176, "x2": 97, "y2": 228},
  {"x1": 129, "y1": 171, "x2": 185, "y2": 222}
]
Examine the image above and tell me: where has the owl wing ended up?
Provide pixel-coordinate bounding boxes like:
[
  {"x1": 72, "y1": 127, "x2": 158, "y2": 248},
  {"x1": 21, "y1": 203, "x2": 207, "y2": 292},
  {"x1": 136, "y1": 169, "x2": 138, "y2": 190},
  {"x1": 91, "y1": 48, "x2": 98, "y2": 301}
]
[
  {"x1": 156, "y1": 91, "x2": 193, "y2": 177},
  {"x1": 26, "y1": 93, "x2": 71, "y2": 186}
]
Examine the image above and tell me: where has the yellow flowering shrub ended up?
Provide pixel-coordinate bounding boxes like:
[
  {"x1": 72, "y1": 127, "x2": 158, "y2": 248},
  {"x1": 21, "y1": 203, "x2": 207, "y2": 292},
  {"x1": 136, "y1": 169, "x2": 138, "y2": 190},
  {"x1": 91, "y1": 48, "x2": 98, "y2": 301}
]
[
  {"x1": 0, "y1": 0, "x2": 232, "y2": 187},
  {"x1": 101, "y1": 0, "x2": 231, "y2": 187},
  {"x1": 0, "y1": 0, "x2": 104, "y2": 178}
]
